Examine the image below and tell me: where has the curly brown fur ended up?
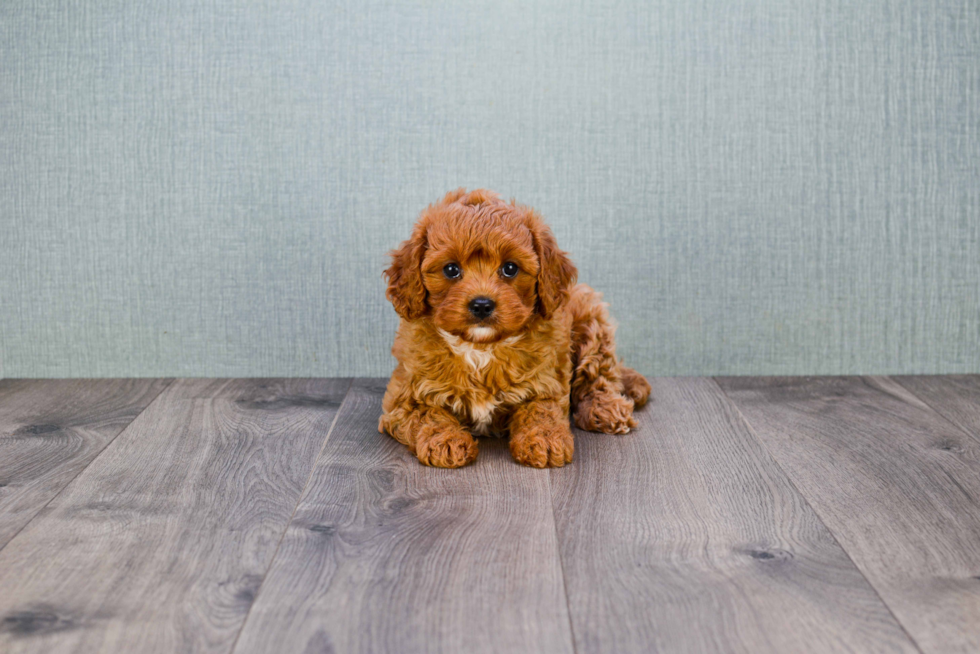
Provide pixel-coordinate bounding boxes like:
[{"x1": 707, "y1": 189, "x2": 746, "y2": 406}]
[
  {"x1": 379, "y1": 188, "x2": 649, "y2": 468},
  {"x1": 568, "y1": 285, "x2": 651, "y2": 434}
]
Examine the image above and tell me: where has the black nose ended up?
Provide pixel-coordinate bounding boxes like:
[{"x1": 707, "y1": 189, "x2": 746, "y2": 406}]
[{"x1": 468, "y1": 296, "x2": 496, "y2": 319}]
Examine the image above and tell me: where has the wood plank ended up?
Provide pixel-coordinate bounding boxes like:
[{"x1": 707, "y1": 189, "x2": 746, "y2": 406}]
[
  {"x1": 233, "y1": 379, "x2": 575, "y2": 654},
  {"x1": 550, "y1": 377, "x2": 917, "y2": 654},
  {"x1": 0, "y1": 378, "x2": 172, "y2": 548},
  {"x1": 0, "y1": 378, "x2": 350, "y2": 654},
  {"x1": 893, "y1": 375, "x2": 980, "y2": 440},
  {"x1": 717, "y1": 376, "x2": 980, "y2": 654}
]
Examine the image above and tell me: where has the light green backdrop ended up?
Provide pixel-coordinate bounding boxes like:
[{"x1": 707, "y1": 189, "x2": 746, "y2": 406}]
[{"x1": 1, "y1": 0, "x2": 978, "y2": 378}]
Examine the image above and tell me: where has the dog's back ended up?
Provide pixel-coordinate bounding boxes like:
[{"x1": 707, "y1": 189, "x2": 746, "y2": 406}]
[{"x1": 567, "y1": 283, "x2": 651, "y2": 434}]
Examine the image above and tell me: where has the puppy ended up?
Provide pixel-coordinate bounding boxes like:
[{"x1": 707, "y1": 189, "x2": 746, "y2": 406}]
[{"x1": 378, "y1": 188, "x2": 651, "y2": 468}]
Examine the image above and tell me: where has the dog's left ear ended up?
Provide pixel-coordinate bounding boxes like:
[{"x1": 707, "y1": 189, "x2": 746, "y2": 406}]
[
  {"x1": 384, "y1": 222, "x2": 428, "y2": 320},
  {"x1": 527, "y1": 212, "x2": 577, "y2": 319}
]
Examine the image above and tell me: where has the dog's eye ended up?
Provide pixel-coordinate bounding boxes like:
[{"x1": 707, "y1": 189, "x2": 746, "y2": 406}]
[
  {"x1": 500, "y1": 262, "x2": 519, "y2": 278},
  {"x1": 443, "y1": 263, "x2": 461, "y2": 279}
]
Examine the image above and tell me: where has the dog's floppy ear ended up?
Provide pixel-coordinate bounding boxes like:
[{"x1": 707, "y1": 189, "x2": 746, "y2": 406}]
[
  {"x1": 384, "y1": 222, "x2": 428, "y2": 320},
  {"x1": 527, "y1": 212, "x2": 577, "y2": 319}
]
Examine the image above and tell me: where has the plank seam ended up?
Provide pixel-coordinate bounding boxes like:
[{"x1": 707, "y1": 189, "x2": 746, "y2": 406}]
[
  {"x1": 547, "y1": 468, "x2": 580, "y2": 654},
  {"x1": 228, "y1": 376, "x2": 354, "y2": 654},
  {"x1": 0, "y1": 377, "x2": 176, "y2": 555},
  {"x1": 710, "y1": 376, "x2": 927, "y2": 654},
  {"x1": 890, "y1": 376, "x2": 980, "y2": 447}
]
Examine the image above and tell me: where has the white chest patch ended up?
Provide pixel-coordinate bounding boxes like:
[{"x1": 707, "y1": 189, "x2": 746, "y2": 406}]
[
  {"x1": 469, "y1": 399, "x2": 500, "y2": 435},
  {"x1": 437, "y1": 328, "x2": 496, "y2": 371},
  {"x1": 436, "y1": 328, "x2": 527, "y2": 434}
]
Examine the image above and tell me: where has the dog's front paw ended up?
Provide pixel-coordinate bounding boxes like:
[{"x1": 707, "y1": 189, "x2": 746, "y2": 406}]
[
  {"x1": 415, "y1": 424, "x2": 478, "y2": 468},
  {"x1": 574, "y1": 392, "x2": 637, "y2": 434},
  {"x1": 510, "y1": 423, "x2": 574, "y2": 468}
]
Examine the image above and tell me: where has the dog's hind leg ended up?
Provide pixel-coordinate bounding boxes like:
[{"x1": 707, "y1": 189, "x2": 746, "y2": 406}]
[
  {"x1": 567, "y1": 284, "x2": 650, "y2": 434},
  {"x1": 618, "y1": 363, "x2": 652, "y2": 408}
]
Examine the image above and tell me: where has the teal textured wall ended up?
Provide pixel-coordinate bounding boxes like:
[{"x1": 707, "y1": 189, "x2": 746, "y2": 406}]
[{"x1": 1, "y1": 0, "x2": 978, "y2": 377}]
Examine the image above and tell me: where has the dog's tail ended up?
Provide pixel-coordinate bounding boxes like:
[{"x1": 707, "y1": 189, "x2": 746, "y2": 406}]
[{"x1": 567, "y1": 284, "x2": 651, "y2": 434}]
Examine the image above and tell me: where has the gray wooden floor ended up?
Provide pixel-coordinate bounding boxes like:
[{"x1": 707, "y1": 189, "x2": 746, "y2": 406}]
[{"x1": 0, "y1": 377, "x2": 978, "y2": 653}]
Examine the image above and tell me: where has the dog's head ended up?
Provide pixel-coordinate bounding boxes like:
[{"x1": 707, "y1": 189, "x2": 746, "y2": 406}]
[{"x1": 384, "y1": 188, "x2": 577, "y2": 343}]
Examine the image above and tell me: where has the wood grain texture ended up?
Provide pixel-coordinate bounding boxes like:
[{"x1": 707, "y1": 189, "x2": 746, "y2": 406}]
[
  {"x1": 233, "y1": 379, "x2": 574, "y2": 654},
  {"x1": 717, "y1": 376, "x2": 980, "y2": 654},
  {"x1": 0, "y1": 378, "x2": 172, "y2": 549},
  {"x1": 0, "y1": 378, "x2": 350, "y2": 654},
  {"x1": 550, "y1": 376, "x2": 917, "y2": 654},
  {"x1": 894, "y1": 375, "x2": 980, "y2": 440}
]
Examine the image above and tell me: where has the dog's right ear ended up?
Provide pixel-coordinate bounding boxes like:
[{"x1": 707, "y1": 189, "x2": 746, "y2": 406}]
[
  {"x1": 384, "y1": 222, "x2": 428, "y2": 320},
  {"x1": 526, "y1": 212, "x2": 577, "y2": 320}
]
